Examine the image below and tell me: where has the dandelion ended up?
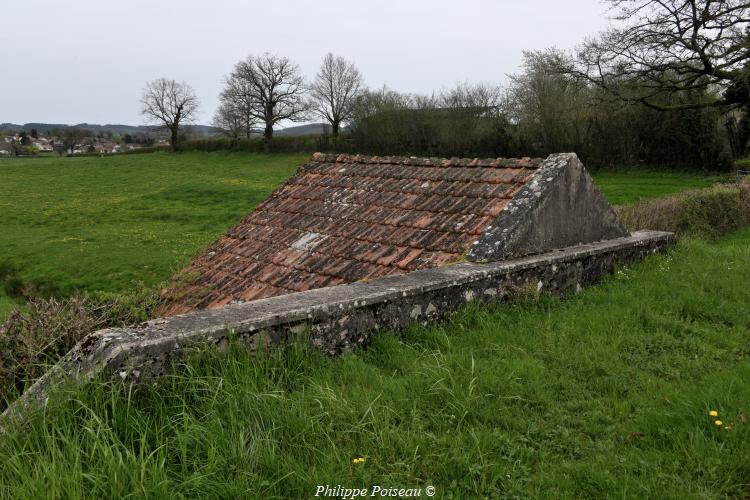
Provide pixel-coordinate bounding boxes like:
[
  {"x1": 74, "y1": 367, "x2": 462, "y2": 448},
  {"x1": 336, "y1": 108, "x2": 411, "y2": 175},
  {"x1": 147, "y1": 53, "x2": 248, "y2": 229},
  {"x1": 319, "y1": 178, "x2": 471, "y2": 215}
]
[
  {"x1": 714, "y1": 420, "x2": 723, "y2": 426},
  {"x1": 709, "y1": 410, "x2": 718, "y2": 417},
  {"x1": 352, "y1": 457, "x2": 366, "y2": 464}
]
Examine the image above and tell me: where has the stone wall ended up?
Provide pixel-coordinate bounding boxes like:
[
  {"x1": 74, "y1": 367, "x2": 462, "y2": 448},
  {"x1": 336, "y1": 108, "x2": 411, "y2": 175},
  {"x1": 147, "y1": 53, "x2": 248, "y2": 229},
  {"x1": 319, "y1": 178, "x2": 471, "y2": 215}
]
[{"x1": 1, "y1": 230, "x2": 674, "y2": 427}]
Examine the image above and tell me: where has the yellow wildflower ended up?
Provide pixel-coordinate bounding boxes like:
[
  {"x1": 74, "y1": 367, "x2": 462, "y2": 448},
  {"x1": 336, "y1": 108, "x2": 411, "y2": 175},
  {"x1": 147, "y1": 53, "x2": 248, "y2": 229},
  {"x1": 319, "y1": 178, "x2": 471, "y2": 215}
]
[
  {"x1": 709, "y1": 410, "x2": 718, "y2": 417},
  {"x1": 352, "y1": 457, "x2": 366, "y2": 464},
  {"x1": 714, "y1": 420, "x2": 723, "y2": 426}
]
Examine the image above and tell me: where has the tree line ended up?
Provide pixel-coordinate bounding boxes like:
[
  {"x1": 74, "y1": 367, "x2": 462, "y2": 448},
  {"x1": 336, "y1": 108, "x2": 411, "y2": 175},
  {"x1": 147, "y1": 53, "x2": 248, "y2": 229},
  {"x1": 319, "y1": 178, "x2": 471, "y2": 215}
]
[
  {"x1": 140, "y1": 0, "x2": 749, "y2": 168},
  {"x1": 139, "y1": 52, "x2": 363, "y2": 150}
]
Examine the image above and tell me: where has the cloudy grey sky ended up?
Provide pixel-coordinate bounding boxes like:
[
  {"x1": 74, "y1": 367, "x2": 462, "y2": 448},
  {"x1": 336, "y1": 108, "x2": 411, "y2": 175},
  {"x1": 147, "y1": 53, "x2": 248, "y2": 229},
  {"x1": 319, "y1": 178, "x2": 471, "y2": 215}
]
[{"x1": 1, "y1": 0, "x2": 612, "y2": 126}]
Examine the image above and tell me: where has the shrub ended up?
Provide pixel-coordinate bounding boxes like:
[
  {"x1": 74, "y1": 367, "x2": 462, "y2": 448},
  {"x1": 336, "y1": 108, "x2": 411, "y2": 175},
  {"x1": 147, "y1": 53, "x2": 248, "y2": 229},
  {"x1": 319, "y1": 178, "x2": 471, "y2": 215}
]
[
  {"x1": 0, "y1": 285, "x2": 162, "y2": 411},
  {"x1": 180, "y1": 135, "x2": 336, "y2": 154},
  {"x1": 615, "y1": 181, "x2": 750, "y2": 238}
]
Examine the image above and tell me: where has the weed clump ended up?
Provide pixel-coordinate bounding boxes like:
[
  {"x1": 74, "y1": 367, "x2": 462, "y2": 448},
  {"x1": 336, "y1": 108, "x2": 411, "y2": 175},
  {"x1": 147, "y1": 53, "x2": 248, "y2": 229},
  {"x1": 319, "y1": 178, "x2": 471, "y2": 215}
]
[
  {"x1": 615, "y1": 180, "x2": 750, "y2": 238},
  {"x1": 0, "y1": 286, "x2": 162, "y2": 411}
]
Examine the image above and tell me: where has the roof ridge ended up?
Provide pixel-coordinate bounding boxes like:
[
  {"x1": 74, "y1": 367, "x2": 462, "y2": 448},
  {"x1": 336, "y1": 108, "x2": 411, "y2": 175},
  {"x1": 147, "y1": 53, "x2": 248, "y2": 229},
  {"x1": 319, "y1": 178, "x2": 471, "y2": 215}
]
[
  {"x1": 281, "y1": 183, "x2": 512, "y2": 201},
  {"x1": 310, "y1": 152, "x2": 543, "y2": 168}
]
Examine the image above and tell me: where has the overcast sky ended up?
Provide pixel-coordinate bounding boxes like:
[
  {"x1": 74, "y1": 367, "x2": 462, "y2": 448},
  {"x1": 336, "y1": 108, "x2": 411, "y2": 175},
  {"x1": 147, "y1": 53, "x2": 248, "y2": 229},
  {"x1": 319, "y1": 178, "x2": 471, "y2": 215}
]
[{"x1": 1, "y1": 0, "x2": 612, "y2": 126}]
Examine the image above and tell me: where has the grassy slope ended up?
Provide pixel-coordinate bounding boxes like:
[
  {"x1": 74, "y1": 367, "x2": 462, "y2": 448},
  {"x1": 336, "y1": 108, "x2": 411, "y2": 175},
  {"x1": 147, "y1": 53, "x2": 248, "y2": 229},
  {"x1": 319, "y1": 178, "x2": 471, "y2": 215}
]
[
  {"x1": 0, "y1": 152, "x2": 306, "y2": 317},
  {"x1": 2, "y1": 228, "x2": 748, "y2": 498},
  {"x1": 590, "y1": 168, "x2": 720, "y2": 205},
  {"x1": 0, "y1": 290, "x2": 15, "y2": 317}
]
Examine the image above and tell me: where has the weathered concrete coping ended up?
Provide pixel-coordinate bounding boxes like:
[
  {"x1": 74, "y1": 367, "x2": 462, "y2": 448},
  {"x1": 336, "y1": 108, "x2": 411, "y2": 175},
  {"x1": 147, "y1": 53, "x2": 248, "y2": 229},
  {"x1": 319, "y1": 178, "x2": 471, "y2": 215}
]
[
  {"x1": 1, "y1": 230, "x2": 674, "y2": 427},
  {"x1": 160, "y1": 232, "x2": 662, "y2": 332}
]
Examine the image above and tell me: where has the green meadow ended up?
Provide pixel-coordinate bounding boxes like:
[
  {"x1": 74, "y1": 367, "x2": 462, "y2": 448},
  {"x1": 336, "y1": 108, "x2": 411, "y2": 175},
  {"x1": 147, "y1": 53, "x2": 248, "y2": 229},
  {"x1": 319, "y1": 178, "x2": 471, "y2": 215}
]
[
  {"x1": 0, "y1": 152, "x2": 306, "y2": 317},
  {"x1": 588, "y1": 167, "x2": 720, "y2": 205},
  {"x1": 0, "y1": 152, "x2": 720, "y2": 318}
]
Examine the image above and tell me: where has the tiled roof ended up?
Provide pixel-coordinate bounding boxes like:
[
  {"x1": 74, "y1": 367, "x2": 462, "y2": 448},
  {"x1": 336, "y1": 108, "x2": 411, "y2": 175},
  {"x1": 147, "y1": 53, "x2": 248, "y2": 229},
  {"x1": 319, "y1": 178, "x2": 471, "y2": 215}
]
[{"x1": 161, "y1": 153, "x2": 543, "y2": 315}]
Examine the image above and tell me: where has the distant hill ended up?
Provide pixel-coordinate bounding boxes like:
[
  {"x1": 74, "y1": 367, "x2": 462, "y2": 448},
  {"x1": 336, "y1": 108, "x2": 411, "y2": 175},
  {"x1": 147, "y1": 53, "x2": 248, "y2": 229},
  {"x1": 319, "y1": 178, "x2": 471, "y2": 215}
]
[
  {"x1": 0, "y1": 122, "x2": 222, "y2": 136},
  {"x1": 275, "y1": 123, "x2": 329, "y2": 137},
  {"x1": 0, "y1": 121, "x2": 329, "y2": 137}
]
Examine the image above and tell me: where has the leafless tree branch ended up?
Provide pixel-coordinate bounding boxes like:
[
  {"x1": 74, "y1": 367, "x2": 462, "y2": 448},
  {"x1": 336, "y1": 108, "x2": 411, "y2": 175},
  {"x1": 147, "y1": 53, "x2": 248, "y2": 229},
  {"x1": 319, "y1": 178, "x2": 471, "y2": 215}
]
[
  {"x1": 140, "y1": 78, "x2": 199, "y2": 150},
  {"x1": 309, "y1": 53, "x2": 364, "y2": 138},
  {"x1": 572, "y1": 0, "x2": 750, "y2": 110},
  {"x1": 219, "y1": 53, "x2": 308, "y2": 143}
]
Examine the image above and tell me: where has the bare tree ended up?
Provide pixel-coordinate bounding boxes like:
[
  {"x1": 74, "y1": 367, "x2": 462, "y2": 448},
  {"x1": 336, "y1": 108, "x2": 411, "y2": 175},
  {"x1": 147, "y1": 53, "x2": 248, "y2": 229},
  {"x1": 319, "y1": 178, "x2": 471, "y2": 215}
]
[
  {"x1": 212, "y1": 101, "x2": 253, "y2": 139},
  {"x1": 438, "y1": 81, "x2": 502, "y2": 110},
  {"x1": 573, "y1": 0, "x2": 750, "y2": 110},
  {"x1": 215, "y1": 70, "x2": 257, "y2": 139},
  {"x1": 350, "y1": 85, "x2": 410, "y2": 122},
  {"x1": 309, "y1": 53, "x2": 364, "y2": 138},
  {"x1": 140, "y1": 78, "x2": 199, "y2": 151},
  {"x1": 220, "y1": 53, "x2": 307, "y2": 144}
]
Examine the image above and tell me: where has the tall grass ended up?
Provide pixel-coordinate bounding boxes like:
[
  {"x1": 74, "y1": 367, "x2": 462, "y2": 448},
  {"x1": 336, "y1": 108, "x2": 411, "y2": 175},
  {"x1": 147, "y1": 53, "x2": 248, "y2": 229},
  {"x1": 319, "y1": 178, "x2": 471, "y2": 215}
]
[
  {"x1": 616, "y1": 180, "x2": 750, "y2": 238},
  {"x1": 1, "y1": 228, "x2": 749, "y2": 498},
  {"x1": 0, "y1": 286, "x2": 163, "y2": 411}
]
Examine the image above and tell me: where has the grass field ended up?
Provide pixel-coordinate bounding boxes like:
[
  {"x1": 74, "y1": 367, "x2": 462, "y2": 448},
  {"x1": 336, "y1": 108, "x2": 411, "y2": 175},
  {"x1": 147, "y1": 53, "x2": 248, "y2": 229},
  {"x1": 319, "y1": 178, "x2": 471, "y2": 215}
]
[
  {"x1": 0, "y1": 152, "x2": 721, "y2": 320},
  {"x1": 0, "y1": 152, "x2": 306, "y2": 317},
  {"x1": 1, "y1": 227, "x2": 748, "y2": 498},
  {"x1": 588, "y1": 167, "x2": 720, "y2": 205},
  {"x1": 0, "y1": 290, "x2": 14, "y2": 317}
]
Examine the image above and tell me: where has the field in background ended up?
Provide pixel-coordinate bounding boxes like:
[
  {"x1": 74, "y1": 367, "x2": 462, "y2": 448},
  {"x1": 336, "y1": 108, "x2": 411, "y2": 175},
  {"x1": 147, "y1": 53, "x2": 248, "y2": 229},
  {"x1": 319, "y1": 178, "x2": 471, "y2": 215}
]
[
  {"x1": 0, "y1": 152, "x2": 306, "y2": 317},
  {"x1": 589, "y1": 167, "x2": 720, "y2": 204},
  {"x1": 0, "y1": 153, "x2": 722, "y2": 318},
  {"x1": 2, "y1": 227, "x2": 748, "y2": 498}
]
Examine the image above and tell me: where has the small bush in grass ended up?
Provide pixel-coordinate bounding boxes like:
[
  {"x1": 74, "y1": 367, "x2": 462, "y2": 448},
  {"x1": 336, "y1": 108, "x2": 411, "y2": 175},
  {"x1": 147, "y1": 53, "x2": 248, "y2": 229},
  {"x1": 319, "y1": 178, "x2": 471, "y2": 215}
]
[
  {"x1": 0, "y1": 285, "x2": 162, "y2": 411},
  {"x1": 615, "y1": 181, "x2": 750, "y2": 238}
]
